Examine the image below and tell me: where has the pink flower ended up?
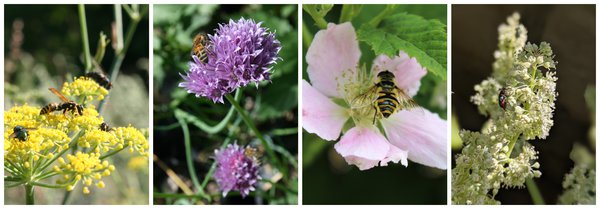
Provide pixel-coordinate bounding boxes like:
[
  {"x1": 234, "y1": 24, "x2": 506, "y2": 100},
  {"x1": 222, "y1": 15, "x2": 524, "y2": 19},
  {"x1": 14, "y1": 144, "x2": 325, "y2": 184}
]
[{"x1": 303, "y1": 22, "x2": 447, "y2": 170}]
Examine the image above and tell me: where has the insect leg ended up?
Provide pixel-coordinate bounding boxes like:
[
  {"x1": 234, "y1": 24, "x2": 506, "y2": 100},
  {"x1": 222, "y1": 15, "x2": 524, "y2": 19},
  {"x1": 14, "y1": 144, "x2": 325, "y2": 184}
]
[{"x1": 372, "y1": 104, "x2": 377, "y2": 125}]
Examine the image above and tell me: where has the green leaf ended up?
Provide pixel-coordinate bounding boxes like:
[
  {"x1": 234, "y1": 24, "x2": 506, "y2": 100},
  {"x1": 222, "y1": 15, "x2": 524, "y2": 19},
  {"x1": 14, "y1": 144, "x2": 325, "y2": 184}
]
[{"x1": 357, "y1": 13, "x2": 447, "y2": 80}]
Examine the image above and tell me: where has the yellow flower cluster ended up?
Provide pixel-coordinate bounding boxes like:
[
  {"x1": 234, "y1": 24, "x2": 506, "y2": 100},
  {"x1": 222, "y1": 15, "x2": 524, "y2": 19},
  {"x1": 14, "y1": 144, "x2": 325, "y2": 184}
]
[
  {"x1": 114, "y1": 126, "x2": 149, "y2": 156},
  {"x1": 67, "y1": 105, "x2": 104, "y2": 131},
  {"x1": 78, "y1": 129, "x2": 118, "y2": 153},
  {"x1": 4, "y1": 78, "x2": 148, "y2": 196},
  {"x1": 53, "y1": 152, "x2": 114, "y2": 194},
  {"x1": 4, "y1": 104, "x2": 40, "y2": 128},
  {"x1": 61, "y1": 76, "x2": 109, "y2": 104},
  {"x1": 4, "y1": 105, "x2": 70, "y2": 164}
]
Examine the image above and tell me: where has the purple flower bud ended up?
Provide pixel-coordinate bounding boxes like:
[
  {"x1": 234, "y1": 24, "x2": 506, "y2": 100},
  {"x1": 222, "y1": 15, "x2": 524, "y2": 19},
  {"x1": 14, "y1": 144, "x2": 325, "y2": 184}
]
[
  {"x1": 214, "y1": 142, "x2": 261, "y2": 198},
  {"x1": 179, "y1": 18, "x2": 282, "y2": 103}
]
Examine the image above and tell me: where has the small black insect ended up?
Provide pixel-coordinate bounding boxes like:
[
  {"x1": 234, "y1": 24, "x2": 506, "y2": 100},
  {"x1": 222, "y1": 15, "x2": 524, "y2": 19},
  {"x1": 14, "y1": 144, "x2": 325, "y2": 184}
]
[
  {"x1": 99, "y1": 122, "x2": 113, "y2": 132},
  {"x1": 498, "y1": 87, "x2": 507, "y2": 110},
  {"x1": 9, "y1": 125, "x2": 37, "y2": 141}
]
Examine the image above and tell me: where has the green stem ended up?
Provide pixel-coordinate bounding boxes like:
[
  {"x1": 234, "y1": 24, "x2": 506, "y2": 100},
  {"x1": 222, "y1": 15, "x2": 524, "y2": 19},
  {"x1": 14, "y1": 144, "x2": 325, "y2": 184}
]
[
  {"x1": 25, "y1": 184, "x2": 34, "y2": 205},
  {"x1": 114, "y1": 4, "x2": 124, "y2": 54},
  {"x1": 57, "y1": 131, "x2": 83, "y2": 205},
  {"x1": 5, "y1": 160, "x2": 23, "y2": 176},
  {"x1": 5, "y1": 181, "x2": 26, "y2": 188},
  {"x1": 303, "y1": 6, "x2": 328, "y2": 29},
  {"x1": 61, "y1": 190, "x2": 72, "y2": 205},
  {"x1": 99, "y1": 146, "x2": 126, "y2": 160},
  {"x1": 506, "y1": 134, "x2": 520, "y2": 158},
  {"x1": 302, "y1": 22, "x2": 313, "y2": 50},
  {"x1": 4, "y1": 176, "x2": 22, "y2": 181},
  {"x1": 200, "y1": 141, "x2": 227, "y2": 188},
  {"x1": 526, "y1": 178, "x2": 545, "y2": 205},
  {"x1": 201, "y1": 117, "x2": 241, "y2": 188},
  {"x1": 271, "y1": 127, "x2": 298, "y2": 136},
  {"x1": 30, "y1": 181, "x2": 73, "y2": 189},
  {"x1": 98, "y1": 5, "x2": 146, "y2": 114},
  {"x1": 153, "y1": 192, "x2": 208, "y2": 199},
  {"x1": 339, "y1": 5, "x2": 361, "y2": 23},
  {"x1": 175, "y1": 112, "x2": 211, "y2": 202},
  {"x1": 154, "y1": 122, "x2": 180, "y2": 131},
  {"x1": 368, "y1": 5, "x2": 397, "y2": 27},
  {"x1": 78, "y1": 4, "x2": 92, "y2": 72},
  {"x1": 272, "y1": 142, "x2": 299, "y2": 169},
  {"x1": 529, "y1": 65, "x2": 537, "y2": 88},
  {"x1": 38, "y1": 131, "x2": 83, "y2": 173},
  {"x1": 174, "y1": 89, "x2": 241, "y2": 134},
  {"x1": 224, "y1": 94, "x2": 283, "y2": 177},
  {"x1": 339, "y1": 5, "x2": 353, "y2": 23},
  {"x1": 34, "y1": 170, "x2": 59, "y2": 181}
]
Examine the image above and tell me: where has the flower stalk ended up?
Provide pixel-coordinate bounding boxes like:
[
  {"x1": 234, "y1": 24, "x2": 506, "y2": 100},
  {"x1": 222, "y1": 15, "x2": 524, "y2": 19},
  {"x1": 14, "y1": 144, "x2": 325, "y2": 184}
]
[
  {"x1": 78, "y1": 4, "x2": 92, "y2": 72},
  {"x1": 25, "y1": 184, "x2": 34, "y2": 205},
  {"x1": 525, "y1": 178, "x2": 545, "y2": 205},
  {"x1": 225, "y1": 94, "x2": 284, "y2": 177}
]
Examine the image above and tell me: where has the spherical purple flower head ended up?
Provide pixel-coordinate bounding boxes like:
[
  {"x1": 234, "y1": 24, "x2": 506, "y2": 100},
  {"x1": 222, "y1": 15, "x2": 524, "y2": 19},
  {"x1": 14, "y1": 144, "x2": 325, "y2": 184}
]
[
  {"x1": 179, "y1": 18, "x2": 282, "y2": 103},
  {"x1": 214, "y1": 142, "x2": 261, "y2": 198}
]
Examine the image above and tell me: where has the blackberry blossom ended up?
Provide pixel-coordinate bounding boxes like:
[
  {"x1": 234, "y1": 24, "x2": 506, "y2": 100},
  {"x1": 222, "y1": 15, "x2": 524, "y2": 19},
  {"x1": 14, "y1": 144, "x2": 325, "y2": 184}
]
[
  {"x1": 214, "y1": 142, "x2": 261, "y2": 198},
  {"x1": 179, "y1": 18, "x2": 282, "y2": 103}
]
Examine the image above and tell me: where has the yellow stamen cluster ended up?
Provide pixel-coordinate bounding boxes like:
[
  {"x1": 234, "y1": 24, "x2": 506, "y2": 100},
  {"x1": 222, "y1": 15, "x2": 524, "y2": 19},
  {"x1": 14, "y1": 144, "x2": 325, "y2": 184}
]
[
  {"x1": 114, "y1": 126, "x2": 149, "y2": 156},
  {"x1": 5, "y1": 120, "x2": 69, "y2": 164},
  {"x1": 4, "y1": 104, "x2": 41, "y2": 128},
  {"x1": 53, "y1": 152, "x2": 114, "y2": 195},
  {"x1": 61, "y1": 76, "x2": 109, "y2": 104},
  {"x1": 78, "y1": 129, "x2": 118, "y2": 153},
  {"x1": 67, "y1": 106, "x2": 104, "y2": 131}
]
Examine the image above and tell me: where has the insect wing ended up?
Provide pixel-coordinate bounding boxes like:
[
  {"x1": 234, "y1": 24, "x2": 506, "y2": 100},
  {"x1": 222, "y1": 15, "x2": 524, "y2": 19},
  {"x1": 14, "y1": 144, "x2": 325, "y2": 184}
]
[
  {"x1": 350, "y1": 85, "x2": 379, "y2": 109},
  {"x1": 395, "y1": 88, "x2": 420, "y2": 111},
  {"x1": 49, "y1": 87, "x2": 69, "y2": 102}
]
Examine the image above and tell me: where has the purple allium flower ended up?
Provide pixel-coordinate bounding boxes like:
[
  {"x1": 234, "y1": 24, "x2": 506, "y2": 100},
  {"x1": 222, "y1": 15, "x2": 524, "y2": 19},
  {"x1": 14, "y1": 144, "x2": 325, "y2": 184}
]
[
  {"x1": 179, "y1": 18, "x2": 282, "y2": 103},
  {"x1": 214, "y1": 142, "x2": 261, "y2": 198}
]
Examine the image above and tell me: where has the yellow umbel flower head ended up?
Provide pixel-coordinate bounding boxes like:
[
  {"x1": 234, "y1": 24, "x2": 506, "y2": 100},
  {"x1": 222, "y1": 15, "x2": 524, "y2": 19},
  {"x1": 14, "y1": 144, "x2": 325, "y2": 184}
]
[
  {"x1": 78, "y1": 129, "x2": 118, "y2": 153},
  {"x1": 68, "y1": 105, "x2": 104, "y2": 132},
  {"x1": 53, "y1": 152, "x2": 114, "y2": 195},
  {"x1": 4, "y1": 104, "x2": 41, "y2": 128},
  {"x1": 5, "y1": 76, "x2": 148, "y2": 198},
  {"x1": 5, "y1": 127, "x2": 70, "y2": 164},
  {"x1": 114, "y1": 126, "x2": 149, "y2": 156},
  {"x1": 61, "y1": 76, "x2": 109, "y2": 104}
]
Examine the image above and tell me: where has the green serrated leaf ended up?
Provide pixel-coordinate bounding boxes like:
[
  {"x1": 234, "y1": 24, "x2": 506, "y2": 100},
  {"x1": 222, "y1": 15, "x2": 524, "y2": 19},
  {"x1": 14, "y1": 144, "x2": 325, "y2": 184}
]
[{"x1": 357, "y1": 13, "x2": 447, "y2": 80}]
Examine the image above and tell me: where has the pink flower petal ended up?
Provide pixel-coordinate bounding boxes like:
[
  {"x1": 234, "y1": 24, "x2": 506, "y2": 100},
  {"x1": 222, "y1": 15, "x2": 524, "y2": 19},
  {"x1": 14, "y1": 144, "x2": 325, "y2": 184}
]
[
  {"x1": 343, "y1": 156, "x2": 379, "y2": 171},
  {"x1": 334, "y1": 126, "x2": 407, "y2": 170},
  {"x1": 302, "y1": 80, "x2": 348, "y2": 141},
  {"x1": 306, "y1": 22, "x2": 361, "y2": 98},
  {"x1": 381, "y1": 145, "x2": 408, "y2": 167},
  {"x1": 372, "y1": 52, "x2": 427, "y2": 97},
  {"x1": 382, "y1": 109, "x2": 447, "y2": 169}
]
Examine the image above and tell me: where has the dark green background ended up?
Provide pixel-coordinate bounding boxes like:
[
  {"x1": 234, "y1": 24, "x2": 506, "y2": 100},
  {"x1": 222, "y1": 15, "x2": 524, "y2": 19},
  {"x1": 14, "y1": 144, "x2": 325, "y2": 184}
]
[{"x1": 302, "y1": 4, "x2": 447, "y2": 205}]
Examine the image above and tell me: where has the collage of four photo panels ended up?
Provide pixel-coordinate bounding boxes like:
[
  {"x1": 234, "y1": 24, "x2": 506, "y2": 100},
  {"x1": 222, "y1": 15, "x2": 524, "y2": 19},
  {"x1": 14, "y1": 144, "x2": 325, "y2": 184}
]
[{"x1": 2, "y1": 2, "x2": 596, "y2": 206}]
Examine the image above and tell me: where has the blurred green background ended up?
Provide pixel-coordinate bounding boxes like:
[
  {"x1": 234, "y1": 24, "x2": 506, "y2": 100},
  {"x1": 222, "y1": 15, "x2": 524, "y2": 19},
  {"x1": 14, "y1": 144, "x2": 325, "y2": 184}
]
[
  {"x1": 153, "y1": 4, "x2": 298, "y2": 205},
  {"x1": 302, "y1": 4, "x2": 447, "y2": 204},
  {"x1": 4, "y1": 4, "x2": 149, "y2": 204}
]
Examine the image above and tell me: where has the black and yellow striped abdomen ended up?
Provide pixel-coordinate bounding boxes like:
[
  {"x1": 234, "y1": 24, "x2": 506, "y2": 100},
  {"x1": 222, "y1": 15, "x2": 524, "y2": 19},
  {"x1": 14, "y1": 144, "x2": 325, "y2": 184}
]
[
  {"x1": 374, "y1": 71, "x2": 400, "y2": 119},
  {"x1": 375, "y1": 86, "x2": 400, "y2": 118}
]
